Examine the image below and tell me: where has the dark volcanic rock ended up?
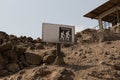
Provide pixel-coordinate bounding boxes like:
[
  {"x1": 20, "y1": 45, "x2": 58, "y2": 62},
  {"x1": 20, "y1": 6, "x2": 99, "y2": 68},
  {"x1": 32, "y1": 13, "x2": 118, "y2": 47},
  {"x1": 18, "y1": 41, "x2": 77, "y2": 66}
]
[
  {"x1": 42, "y1": 50, "x2": 57, "y2": 64},
  {"x1": 113, "y1": 63, "x2": 120, "y2": 70},
  {"x1": 0, "y1": 70, "x2": 9, "y2": 77},
  {"x1": 14, "y1": 44, "x2": 27, "y2": 55},
  {"x1": 3, "y1": 50, "x2": 18, "y2": 63},
  {"x1": 35, "y1": 43, "x2": 44, "y2": 49},
  {"x1": 7, "y1": 63, "x2": 20, "y2": 73},
  {"x1": 0, "y1": 54, "x2": 8, "y2": 65},
  {"x1": 0, "y1": 42, "x2": 12, "y2": 52},
  {"x1": 42, "y1": 50, "x2": 65, "y2": 65},
  {"x1": 25, "y1": 52, "x2": 42, "y2": 65},
  {"x1": 0, "y1": 31, "x2": 8, "y2": 44}
]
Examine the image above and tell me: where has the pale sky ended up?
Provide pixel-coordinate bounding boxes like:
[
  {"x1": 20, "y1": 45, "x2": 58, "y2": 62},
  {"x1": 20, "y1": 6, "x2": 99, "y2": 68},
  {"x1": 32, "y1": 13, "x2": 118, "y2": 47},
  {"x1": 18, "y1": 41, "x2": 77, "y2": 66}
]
[{"x1": 0, "y1": 0, "x2": 108, "y2": 39}]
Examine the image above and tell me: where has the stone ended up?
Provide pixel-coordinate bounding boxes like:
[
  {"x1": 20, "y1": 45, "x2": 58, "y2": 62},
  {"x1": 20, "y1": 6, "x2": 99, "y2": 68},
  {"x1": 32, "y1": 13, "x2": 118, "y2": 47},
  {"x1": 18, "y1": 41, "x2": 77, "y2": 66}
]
[
  {"x1": 0, "y1": 70, "x2": 9, "y2": 77},
  {"x1": 51, "y1": 68, "x2": 74, "y2": 80},
  {"x1": 0, "y1": 31, "x2": 8, "y2": 44},
  {"x1": 3, "y1": 50, "x2": 18, "y2": 62},
  {"x1": 0, "y1": 54, "x2": 8, "y2": 65},
  {"x1": 7, "y1": 63, "x2": 20, "y2": 72},
  {"x1": 0, "y1": 42, "x2": 12, "y2": 52},
  {"x1": 43, "y1": 50, "x2": 65, "y2": 65},
  {"x1": 43, "y1": 54, "x2": 56, "y2": 64},
  {"x1": 42, "y1": 50, "x2": 56, "y2": 64},
  {"x1": 33, "y1": 37, "x2": 41, "y2": 43},
  {"x1": 14, "y1": 44, "x2": 27, "y2": 55},
  {"x1": 27, "y1": 37, "x2": 33, "y2": 42},
  {"x1": 9, "y1": 35, "x2": 17, "y2": 41},
  {"x1": 0, "y1": 65, "x2": 4, "y2": 70},
  {"x1": 35, "y1": 43, "x2": 44, "y2": 49},
  {"x1": 113, "y1": 63, "x2": 120, "y2": 70},
  {"x1": 25, "y1": 52, "x2": 42, "y2": 65}
]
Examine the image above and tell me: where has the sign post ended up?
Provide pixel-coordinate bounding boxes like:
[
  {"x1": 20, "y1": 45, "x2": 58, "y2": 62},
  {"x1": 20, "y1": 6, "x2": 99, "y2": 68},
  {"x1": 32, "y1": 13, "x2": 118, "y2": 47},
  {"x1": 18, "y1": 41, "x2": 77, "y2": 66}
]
[
  {"x1": 53, "y1": 43, "x2": 66, "y2": 65},
  {"x1": 57, "y1": 43, "x2": 61, "y2": 56},
  {"x1": 42, "y1": 23, "x2": 75, "y2": 65}
]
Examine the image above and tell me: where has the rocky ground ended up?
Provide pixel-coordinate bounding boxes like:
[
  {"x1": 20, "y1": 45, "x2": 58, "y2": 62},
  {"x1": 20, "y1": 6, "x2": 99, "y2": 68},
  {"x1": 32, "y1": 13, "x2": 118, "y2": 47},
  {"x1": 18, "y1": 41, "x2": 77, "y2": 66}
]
[{"x1": 0, "y1": 29, "x2": 120, "y2": 80}]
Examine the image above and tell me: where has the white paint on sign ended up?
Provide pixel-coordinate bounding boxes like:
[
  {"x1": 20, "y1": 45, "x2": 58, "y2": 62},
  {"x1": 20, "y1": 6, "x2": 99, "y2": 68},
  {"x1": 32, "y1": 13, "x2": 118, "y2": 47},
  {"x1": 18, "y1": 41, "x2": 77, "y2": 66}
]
[{"x1": 42, "y1": 23, "x2": 75, "y2": 44}]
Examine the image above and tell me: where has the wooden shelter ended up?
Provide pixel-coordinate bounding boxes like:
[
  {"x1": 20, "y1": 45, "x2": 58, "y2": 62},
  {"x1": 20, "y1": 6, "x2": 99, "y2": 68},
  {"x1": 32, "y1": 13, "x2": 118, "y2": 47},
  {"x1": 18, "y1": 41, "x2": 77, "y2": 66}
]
[{"x1": 84, "y1": 0, "x2": 120, "y2": 31}]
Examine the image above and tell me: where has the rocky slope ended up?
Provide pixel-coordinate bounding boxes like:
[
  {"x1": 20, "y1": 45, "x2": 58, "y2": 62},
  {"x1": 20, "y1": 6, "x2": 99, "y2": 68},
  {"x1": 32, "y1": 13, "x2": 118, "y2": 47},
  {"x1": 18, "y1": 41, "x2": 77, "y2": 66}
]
[{"x1": 0, "y1": 29, "x2": 119, "y2": 80}]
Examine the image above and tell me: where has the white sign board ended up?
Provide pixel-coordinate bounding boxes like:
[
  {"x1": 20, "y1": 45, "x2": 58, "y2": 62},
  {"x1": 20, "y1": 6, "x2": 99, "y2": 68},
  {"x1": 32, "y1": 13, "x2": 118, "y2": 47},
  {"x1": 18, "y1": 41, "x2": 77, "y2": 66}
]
[{"x1": 42, "y1": 23, "x2": 75, "y2": 44}]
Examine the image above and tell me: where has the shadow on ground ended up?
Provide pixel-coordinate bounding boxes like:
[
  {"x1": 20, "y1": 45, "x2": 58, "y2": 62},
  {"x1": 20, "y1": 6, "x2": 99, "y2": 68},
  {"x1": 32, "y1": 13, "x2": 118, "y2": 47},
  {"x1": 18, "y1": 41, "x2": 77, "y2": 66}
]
[{"x1": 64, "y1": 64, "x2": 96, "y2": 71}]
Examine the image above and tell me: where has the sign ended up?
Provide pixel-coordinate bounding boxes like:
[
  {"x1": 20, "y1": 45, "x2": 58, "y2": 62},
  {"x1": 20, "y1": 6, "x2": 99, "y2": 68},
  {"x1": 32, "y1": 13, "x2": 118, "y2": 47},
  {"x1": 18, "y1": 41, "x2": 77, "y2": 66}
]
[{"x1": 42, "y1": 23, "x2": 75, "y2": 44}]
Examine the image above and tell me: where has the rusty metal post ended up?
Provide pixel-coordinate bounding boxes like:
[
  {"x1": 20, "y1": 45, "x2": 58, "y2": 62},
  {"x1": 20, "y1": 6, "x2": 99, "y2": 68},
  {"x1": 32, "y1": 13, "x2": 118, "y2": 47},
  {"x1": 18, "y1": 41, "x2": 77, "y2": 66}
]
[
  {"x1": 53, "y1": 43, "x2": 66, "y2": 65},
  {"x1": 56, "y1": 43, "x2": 61, "y2": 56}
]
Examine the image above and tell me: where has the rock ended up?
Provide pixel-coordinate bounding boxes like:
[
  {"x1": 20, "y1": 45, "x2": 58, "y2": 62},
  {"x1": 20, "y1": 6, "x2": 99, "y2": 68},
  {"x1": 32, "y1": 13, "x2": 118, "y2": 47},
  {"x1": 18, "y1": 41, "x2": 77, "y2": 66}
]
[
  {"x1": 25, "y1": 52, "x2": 42, "y2": 65},
  {"x1": 51, "y1": 68, "x2": 74, "y2": 80},
  {"x1": 0, "y1": 54, "x2": 8, "y2": 65},
  {"x1": 42, "y1": 50, "x2": 57, "y2": 64},
  {"x1": 43, "y1": 50, "x2": 65, "y2": 65},
  {"x1": 3, "y1": 50, "x2": 18, "y2": 62},
  {"x1": 0, "y1": 70, "x2": 9, "y2": 77},
  {"x1": 7, "y1": 63, "x2": 20, "y2": 72},
  {"x1": 33, "y1": 67, "x2": 51, "y2": 77},
  {"x1": 27, "y1": 37, "x2": 33, "y2": 42},
  {"x1": 14, "y1": 44, "x2": 27, "y2": 55},
  {"x1": 0, "y1": 31, "x2": 8, "y2": 44},
  {"x1": 9, "y1": 35, "x2": 17, "y2": 41},
  {"x1": 57, "y1": 69, "x2": 74, "y2": 80},
  {"x1": 35, "y1": 43, "x2": 44, "y2": 49},
  {"x1": 113, "y1": 63, "x2": 120, "y2": 70},
  {"x1": 19, "y1": 55, "x2": 29, "y2": 67},
  {"x1": 0, "y1": 65, "x2": 4, "y2": 70},
  {"x1": 0, "y1": 42, "x2": 12, "y2": 52},
  {"x1": 33, "y1": 37, "x2": 41, "y2": 43},
  {"x1": 43, "y1": 53, "x2": 56, "y2": 64}
]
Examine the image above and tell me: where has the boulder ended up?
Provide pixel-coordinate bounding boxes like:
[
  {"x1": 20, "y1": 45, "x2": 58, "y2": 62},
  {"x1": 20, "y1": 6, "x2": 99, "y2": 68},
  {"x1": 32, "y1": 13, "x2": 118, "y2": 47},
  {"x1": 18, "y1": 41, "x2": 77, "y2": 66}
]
[
  {"x1": 0, "y1": 70, "x2": 9, "y2": 77},
  {"x1": 0, "y1": 31, "x2": 8, "y2": 44},
  {"x1": 25, "y1": 52, "x2": 42, "y2": 65},
  {"x1": 33, "y1": 37, "x2": 41, "y2": 43},
  {"x1": 42, "y1": 50, "x2": 57, "y2": 64},
  {"x1": 0, "y1": 42, "x2": 12, "y2": 52},
  {"x1": 8, "y1": 35, "x2": 17, "y2": 41},
  {"x1": 35, "y1": 43, "x2": 44, "y2": 49},
  {"x1": 27, "y1": 37, "x2": 33, "y2": 42},
  {"x1": 0, "y1": 65, "x2": 4, "y2": 70},
  {"x1": 0, "y1": 54, "x2": 8, "y2": 65},
  {"x1": 14, "y1": 44, "x2": 27, "y2": 55},
  {"x1": 3, "y1": 50, "x2": 18, "y2": 62},
  {"x1": 42, "y1": 50, "x2": 65, "y2": 65},
  {"x1": 19, "y1": 55, "x2": 29, "y2": 68},
  {"x1": 32, "y1": 67, "x2": 51, "y2": 78},
  {"x1": 7, "y1": 63, "x2": 20, "y2": 73},
  {"x1": 51, "y1": 68, "x2": 74, "y2": 80}
]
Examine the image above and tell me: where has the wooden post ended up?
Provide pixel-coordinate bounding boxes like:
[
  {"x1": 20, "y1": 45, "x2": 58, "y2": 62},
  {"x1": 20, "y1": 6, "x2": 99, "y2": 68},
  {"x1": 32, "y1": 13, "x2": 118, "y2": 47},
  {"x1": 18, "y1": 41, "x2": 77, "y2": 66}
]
[
  {"x1": 116, "y1": 9, "x2": 120, "y2": 33},
  {"x1": 98, "y1": 18, "x2": 104, "y2": 31},
  {"x1": 116, "y1": 9, "x2": 120, "y2": 23},
  {"x1": 53, "y1": 43, "x2": 66, "y2": 65}
]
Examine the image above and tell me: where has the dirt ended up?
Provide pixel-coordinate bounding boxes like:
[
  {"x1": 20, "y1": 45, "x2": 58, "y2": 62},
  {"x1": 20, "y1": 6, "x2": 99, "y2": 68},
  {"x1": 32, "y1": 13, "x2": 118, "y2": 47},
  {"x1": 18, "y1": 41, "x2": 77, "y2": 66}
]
[{"x1": 0, "y1": 29, "x2": 119, "y2": 80}]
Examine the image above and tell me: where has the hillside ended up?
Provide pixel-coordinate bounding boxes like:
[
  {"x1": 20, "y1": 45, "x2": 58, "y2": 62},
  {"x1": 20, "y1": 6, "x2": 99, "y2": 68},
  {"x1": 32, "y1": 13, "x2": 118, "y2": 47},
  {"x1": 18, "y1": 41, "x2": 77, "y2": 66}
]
[{"x1": 0, "y1": 29, "x2": 120, "y2": 80}]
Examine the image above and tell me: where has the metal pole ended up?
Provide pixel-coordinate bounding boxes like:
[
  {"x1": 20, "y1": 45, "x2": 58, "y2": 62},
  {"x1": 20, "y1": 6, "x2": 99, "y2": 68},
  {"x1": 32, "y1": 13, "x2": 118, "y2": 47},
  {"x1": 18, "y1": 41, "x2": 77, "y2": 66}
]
[
  {"x1": 56, "y1": 43, "x2": 61, "y2": 56},
  {"x1": 53, "y1": 43, "x2": 66, "y2": 65}
]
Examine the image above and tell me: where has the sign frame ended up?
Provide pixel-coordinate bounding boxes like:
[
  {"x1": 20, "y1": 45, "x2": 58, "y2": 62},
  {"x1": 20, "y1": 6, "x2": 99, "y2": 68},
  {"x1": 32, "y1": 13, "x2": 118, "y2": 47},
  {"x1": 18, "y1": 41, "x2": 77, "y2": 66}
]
[{"x1": 42, "y1": 23, "x2": 75, "y2": 44}]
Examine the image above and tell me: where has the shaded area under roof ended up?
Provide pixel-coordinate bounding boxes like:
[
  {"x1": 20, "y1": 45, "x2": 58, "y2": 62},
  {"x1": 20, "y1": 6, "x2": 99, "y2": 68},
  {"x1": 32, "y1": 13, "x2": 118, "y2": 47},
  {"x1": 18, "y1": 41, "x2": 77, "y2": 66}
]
[{"x1": 84, "y1": 0, "x2": 120, "y2": 22}]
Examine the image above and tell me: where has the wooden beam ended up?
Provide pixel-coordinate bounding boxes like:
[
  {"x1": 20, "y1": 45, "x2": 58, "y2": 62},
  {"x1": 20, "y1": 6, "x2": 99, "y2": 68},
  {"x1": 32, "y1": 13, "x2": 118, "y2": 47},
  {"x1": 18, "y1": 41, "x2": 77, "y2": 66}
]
[{"x1": 96, "y1": 6, "x2": 119, "y2": 19}]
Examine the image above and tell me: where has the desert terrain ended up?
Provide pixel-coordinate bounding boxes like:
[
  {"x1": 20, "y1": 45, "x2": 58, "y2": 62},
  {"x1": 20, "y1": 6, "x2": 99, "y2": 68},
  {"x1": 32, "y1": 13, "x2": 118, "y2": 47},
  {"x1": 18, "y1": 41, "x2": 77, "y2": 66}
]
[{"x1": 0, "y1": 28, "x2": 120, "y2": 80}]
